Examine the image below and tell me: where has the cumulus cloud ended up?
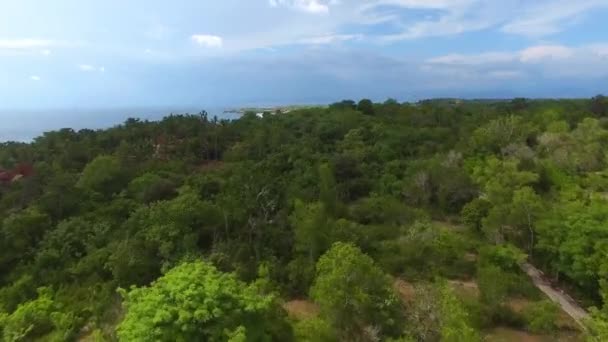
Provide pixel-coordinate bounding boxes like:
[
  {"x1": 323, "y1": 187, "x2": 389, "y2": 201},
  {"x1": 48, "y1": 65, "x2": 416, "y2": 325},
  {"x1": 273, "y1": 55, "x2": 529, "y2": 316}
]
[
  {"x1": 191, "y1": 34, "x2": 223, "y2": 48},
  {"x1": 29, "y1": 75, "x2": 41, "y2": 81}
]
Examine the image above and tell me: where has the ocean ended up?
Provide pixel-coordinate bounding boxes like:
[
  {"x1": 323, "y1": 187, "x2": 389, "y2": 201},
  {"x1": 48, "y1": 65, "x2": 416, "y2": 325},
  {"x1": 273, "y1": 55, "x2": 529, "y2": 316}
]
[{"x1": 0, "y1": 107, "x2": 241, "y2": 142}]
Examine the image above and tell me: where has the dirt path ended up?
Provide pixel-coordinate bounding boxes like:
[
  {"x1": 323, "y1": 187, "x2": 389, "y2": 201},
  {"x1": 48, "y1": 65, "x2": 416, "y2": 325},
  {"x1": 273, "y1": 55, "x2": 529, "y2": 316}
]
[{"x1": 522, "y1": 263, "x2": 589, "y2": 329}]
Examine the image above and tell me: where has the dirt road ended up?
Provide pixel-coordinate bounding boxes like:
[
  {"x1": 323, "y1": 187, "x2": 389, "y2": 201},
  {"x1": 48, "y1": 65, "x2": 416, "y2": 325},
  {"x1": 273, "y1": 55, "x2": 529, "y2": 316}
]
[{"x1": 522, "y1": 263, "x2": 589, "y2": 329}]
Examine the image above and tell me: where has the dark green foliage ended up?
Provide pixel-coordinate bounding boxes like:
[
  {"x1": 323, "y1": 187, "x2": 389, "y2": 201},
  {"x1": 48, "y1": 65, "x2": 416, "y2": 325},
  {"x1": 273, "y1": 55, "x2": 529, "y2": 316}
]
[
  {"x1": 357, "y1": 99, "x2": 375, "y2": 115},
  {"x1": 127, "y1": 173, "x2": 177, "y2": 204},
  {"x1": 461, "y1": 198, "x2": 491, "y2": 233},
  {"x1": 77, "y1": 156, "x2": 127, "y2": 197}
]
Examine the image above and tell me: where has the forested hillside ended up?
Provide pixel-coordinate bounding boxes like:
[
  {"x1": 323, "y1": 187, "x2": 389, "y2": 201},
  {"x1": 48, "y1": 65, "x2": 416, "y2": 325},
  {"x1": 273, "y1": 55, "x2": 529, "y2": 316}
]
[{"x1": 1, "y1": 97, "x2": 608, "y2": 341}]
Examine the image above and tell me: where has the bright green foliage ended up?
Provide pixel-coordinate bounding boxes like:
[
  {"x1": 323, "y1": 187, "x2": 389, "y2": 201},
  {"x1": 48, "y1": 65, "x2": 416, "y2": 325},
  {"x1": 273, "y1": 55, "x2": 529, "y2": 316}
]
[
  {"x1": 76, "y1": 155, "x2": 126, "y2": 196},
  {"x1": 470, "y1": 115, "x2": 536, "y2": 155},
  {"x1": 478, "y1": 245, "x2": 527, "y2": 272},
  {"x1": 478, "y1": 264, "x2": 510, "y2": 307},
  {"x1": 406, "y1": 282, "x2": 478, "y2": 342},
  {"x1": 588, "y1": 309, "x2": 608, "y2": 341},
  {"x1": 311, "y1": 242, "x2": 403, "y2": 340},
  {"x1": 0, "y1": 287, "x2": 75, "y2": 342},
  {"x1": 586, "y1": 283, "x2": 608, "y2": 340},
  {"x1": 509, "y1": 187, "x2": 542, "y2": 253},
  {"x1": 293, "y1": 317, "x2": 336, "y2": 342},
  {"x1": 438, "y1": 283, "x2": 480, "y2": 342},
  {"x1": 291, "y1": 200, "x2": 329, "y2": 262},
  {"x1": 117, "y1": 261, "x2": 292, "y2": 341},
  {"x1": 523, "y1": 300, "x2": 558, "y2": 333},
  {"x1": 287, "y1": 200, "x2": 330, "y2": 293},
  {"x1": 536, "y1": 194, "x2": 608, "y2": 291}
]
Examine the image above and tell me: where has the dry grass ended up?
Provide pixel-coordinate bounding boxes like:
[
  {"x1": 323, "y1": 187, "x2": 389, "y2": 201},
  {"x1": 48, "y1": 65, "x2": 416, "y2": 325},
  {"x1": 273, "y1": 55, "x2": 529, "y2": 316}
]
[
  {"x1": 393, "y1": 279, "x2": 416, "y2": 303},
  {"x1": 283, "y1": 300, "x2": 320, "y2": 320},
  {"x1": 449, "y1": 279, "x2": 480, "y2": 299}
]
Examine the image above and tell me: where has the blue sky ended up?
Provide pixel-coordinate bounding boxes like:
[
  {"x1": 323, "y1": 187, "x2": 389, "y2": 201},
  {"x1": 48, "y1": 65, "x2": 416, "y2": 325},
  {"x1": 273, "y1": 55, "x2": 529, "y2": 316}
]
[{"x1": 1, "y1": 0, "x2": 608, "y2": 109}]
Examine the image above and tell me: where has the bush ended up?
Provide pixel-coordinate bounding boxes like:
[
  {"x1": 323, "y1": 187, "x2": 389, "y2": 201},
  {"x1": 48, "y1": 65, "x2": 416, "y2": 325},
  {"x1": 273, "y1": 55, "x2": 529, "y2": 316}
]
[
  {"x1": 478, "y1": 244, "x2": 527, "y2": 272},
  {"x1": 293, "y1": 317, "x2": 336, "y2": 342},
  {"x1": 523, "y1": 300, "x2": 559, "y2": 333},
  {"x1": 127, "y1": 173, "x2": 177, "y2": 203},
  {"x1": 0, "y1": 288, "x2": 76, "y2": 342},
  {"x1": 461, "y1": 198, "x2": 491, "y2": 233}
]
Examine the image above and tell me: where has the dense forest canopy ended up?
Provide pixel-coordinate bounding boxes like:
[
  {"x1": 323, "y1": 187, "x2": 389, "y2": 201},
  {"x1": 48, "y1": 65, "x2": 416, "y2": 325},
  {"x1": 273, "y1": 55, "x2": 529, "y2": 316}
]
[{"x1": 1, "y1": 97, "x2": 608, "y2": 341}]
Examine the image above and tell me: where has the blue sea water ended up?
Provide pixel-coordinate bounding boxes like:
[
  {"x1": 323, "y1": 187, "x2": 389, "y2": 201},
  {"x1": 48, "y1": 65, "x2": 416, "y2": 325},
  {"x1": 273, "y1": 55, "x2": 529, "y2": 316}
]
[{"x1": 0, "y1": 107, "x2": 240, "y2": 142}]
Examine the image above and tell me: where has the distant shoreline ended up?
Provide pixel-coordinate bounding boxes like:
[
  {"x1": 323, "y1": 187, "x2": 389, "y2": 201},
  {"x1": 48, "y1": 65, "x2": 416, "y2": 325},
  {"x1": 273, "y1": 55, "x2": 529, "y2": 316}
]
[{"x1": 223, "y1": 105, "x2": 325, "y2": 115}]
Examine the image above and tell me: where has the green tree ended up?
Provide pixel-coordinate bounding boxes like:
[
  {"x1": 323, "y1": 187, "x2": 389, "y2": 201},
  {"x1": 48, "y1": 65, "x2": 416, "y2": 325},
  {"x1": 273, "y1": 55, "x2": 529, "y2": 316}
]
[
  {"x1": 311, "y1": 242, "x2": 403, "y2": 340},
  {"x1": 0, "y1": 208, "x2": 51, "y2": 270},
  {"x1": 438, "y1": 283, "x2": 480, "y2": 342},
  {"x1": 117, "y1": 261, "x2": 292, "y2": 341},
  {"x1": 0, "y1": 287, "x2": 75, "y2": 342},
  {"x1": 76, "y1": 155, "x2": 127, "y2": 197},
  {"x1": 510, "y1": 187, "x2": 542, "y2": 255},
  {"x1": 357, "y1": 99, "x2": 375, "y2": 116},
  {"x1": 461, "y1": 198, "x2": 491, "y2": 233},
  {"x1": 319, "y1": 163, "x2": 339, "y2": 216},
  {"x1": 127, "y1": 173, "x2": 177, "y2": 204}
]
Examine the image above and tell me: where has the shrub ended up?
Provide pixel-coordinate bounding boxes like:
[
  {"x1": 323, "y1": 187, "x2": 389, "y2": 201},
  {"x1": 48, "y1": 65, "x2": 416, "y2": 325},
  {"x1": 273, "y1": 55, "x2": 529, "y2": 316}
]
[{"x1": 523, "y1": 300, "x2": 559, "y2": 333}]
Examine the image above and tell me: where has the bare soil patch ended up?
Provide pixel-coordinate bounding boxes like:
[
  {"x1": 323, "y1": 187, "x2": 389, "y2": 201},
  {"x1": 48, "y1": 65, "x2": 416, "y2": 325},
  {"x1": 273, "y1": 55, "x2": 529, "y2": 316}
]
[{"x1": 283, "y1": 299, "x2": 320, "y2": 320}]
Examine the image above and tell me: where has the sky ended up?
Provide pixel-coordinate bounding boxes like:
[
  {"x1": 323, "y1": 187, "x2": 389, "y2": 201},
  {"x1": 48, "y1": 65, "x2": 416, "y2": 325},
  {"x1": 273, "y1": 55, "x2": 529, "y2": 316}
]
[{"x1": 1, "y1": 0, "x2": 608, "y2": 110}]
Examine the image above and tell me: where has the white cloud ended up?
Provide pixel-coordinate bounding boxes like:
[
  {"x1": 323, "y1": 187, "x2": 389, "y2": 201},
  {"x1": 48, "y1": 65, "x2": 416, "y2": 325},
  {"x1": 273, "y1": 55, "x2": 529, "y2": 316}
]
[
  {"x1": 78, "y1": 64, "x2": 105, "y2": 72},
  {"x1": 300, "y1": 34, "x2": 362, "y2": 44},
  {"x1": 360, "y1": 0, "x2": 608, "y2": 41},
  {"x1": 427, "y1": 52, "x2": 514, "y2": 65},
  {"x1": 269, "y1": 0, "x2": 332, "y2": 14},
  {"x1": 41, "y1": 49, "x2": 52, "y2": 56},
  {"x1": 519, "y1": 45, "x2": 573, "y2": 63},
  {"x1": 425, "y1": 42, "x2": 608, "y2": 81},
  {"x1": 427, "y1": 45, "x2": 576, "y2": 66},
  {"x1": 191, "y1": 34, "x2": 223, "y2": 48},
  {"x1": 29, "y1": 75, "x2": 41, "y2": 81},
  {"x1": 501, "y1": 0, "x2": 608, "y2": 37}
]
